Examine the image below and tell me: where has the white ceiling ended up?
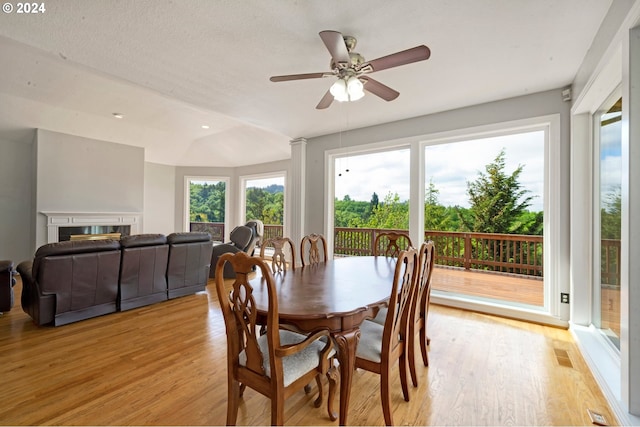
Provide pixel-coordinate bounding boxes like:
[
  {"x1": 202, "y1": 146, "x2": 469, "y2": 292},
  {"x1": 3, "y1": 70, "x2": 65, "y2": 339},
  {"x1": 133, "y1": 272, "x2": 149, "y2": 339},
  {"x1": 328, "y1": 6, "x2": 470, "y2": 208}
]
[{"x1": 0, "y1": 0, "x2": 612, "y2": 167}]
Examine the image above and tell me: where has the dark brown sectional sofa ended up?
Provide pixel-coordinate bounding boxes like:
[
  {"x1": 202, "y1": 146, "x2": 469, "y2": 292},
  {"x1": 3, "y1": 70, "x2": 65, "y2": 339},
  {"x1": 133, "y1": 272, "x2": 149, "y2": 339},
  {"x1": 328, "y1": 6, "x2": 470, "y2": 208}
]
[{"x1": 16, "y1": 232, "x2": 213, "y2": 326}]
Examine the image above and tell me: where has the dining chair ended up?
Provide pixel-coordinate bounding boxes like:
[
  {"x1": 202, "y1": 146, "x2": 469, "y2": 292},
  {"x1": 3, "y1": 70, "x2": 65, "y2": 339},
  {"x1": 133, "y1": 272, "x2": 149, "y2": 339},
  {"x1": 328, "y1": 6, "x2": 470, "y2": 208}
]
[
  {"x1": 355, "y1": 247, "x2": 419, "y2": 426},
  {"x1": 259, "y1": 236, "x2": 297, "y2": 273},
  {"x1": 407, "y1": 240, "x2": 435, "y2": 387},
  {"x1": 300, "y1": 233, "x2": 328, "y2": 266},
  {"x1": 214, "y1": 251, "x2": 338, "y2": 425},
  {"x1": 373, "y1": 231, "x2": 413, "y2": 257}
]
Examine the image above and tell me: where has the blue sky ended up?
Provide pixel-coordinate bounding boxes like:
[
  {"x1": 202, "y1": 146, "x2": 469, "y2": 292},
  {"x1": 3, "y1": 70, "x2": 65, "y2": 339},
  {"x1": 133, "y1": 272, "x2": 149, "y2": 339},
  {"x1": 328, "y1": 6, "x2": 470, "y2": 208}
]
[{"x1": 599, "y1": 112, "x2": 622, "y2": 203}]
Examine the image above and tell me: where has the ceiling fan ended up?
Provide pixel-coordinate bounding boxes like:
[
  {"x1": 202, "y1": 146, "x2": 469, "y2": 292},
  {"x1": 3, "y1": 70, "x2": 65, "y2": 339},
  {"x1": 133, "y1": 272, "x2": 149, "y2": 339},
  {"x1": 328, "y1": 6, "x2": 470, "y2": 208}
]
[{"x1": 269, "y1": 30, "x2": 431, "y2": 109}]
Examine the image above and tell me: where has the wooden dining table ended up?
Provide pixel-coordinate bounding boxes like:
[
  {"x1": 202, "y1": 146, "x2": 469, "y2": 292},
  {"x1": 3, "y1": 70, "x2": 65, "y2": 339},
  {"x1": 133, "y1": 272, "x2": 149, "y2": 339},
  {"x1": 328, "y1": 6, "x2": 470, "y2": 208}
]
[{"x1": 249, "y1": 255, "x2": 397, "y2": 425}]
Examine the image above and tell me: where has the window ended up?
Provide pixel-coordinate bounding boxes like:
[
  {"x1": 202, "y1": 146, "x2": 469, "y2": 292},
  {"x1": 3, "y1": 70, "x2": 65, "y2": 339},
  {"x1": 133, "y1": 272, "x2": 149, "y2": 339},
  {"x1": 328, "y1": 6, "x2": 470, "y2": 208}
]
[
  {"x1": 424, "y1": 130, "x2": 545, "y2": 307},
  {"x1": 594, "y1": 95, "x2": 622, "y2": 349},
  {"x1": 332, "y1": 148, "x2": 410, "y2": 256},
  {"x1": 185, "y1": 177, "x2": 228, "y2": 241},
  {"x1": 241, "y1": 173, "x2": 286, "y2": 241}
]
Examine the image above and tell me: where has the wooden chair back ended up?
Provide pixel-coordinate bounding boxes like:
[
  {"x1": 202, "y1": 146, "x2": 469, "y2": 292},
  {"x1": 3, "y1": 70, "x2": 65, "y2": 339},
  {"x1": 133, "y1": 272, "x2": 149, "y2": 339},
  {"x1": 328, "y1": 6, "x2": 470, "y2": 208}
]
[
  {"x1": 373, "y1": 231, "x2": 413, "y2": 257},
  {"x1": 354, "y1": 247, "x2": 419, "y2": 426},
  {"x1": 300, "y1": 233, "x2": 328, "y2": 266},
  {"x1": 259, "y1": 236, "x2": 296, "y2": 273},
  {"x1": 408, "y1": 241, "x2": 435, "y2": 386},
  {"x1": 214, "y1": 251, "x2": 336, "y2": 425},
  {"x1": 383, "y1": 247, "x2": 419, "y2": 357}
]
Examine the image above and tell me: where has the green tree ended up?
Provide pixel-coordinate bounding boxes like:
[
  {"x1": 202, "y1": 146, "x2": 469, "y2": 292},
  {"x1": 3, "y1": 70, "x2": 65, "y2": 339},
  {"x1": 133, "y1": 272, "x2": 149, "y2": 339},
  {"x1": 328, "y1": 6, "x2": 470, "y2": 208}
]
[
  {"x1": 460, "y1": 149, "x2": 533, "y2": 234},
  {"x1": 601, "y1": 186, "x2": 621, "y2": 239},
  {"x1": 245, "y1": 186, "x2": 284, "y2": 225},
  {"x1": 190, "y1": 181, "x2": 225, "y2": 222},
  {"x1": 424, "y1": 179, "x2": 452, "y2": 231},
  {"x1": 334, "y1": 196, "x2": 371, "y2": 227},
  {"x1": 370, "y1": 192, "x2": 379, "y2": 211},
  {"x1": 366, "y1": 192, "x2": 409, "y2": 229}
]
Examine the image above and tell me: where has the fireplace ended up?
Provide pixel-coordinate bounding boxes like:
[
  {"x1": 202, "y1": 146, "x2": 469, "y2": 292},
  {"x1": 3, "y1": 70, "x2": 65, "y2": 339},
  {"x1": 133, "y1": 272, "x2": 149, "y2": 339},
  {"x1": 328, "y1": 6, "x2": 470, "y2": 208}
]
[
  {"x1": 59, "y1": 225, "x2": 131, "y2": 241},
  {"x1": 42, "y1": 212, "x2": 141, "y2": 243}
]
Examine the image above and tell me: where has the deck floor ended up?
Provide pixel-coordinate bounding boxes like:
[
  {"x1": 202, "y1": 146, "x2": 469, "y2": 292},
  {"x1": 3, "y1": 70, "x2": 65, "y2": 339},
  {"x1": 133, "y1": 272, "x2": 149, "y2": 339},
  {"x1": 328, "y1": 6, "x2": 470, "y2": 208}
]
[{"x1": 431, "y1": 266, "x2": 544, "y2": 306}]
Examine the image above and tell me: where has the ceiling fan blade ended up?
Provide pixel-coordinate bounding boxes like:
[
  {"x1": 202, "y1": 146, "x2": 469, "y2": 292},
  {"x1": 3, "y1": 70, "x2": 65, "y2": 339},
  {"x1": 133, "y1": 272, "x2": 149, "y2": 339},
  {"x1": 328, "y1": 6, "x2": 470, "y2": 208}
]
[
  {"x1": 319, "y1": 30, "x2": 350, "y2": 65},
  {"x1": 360, "y1": 76, "x2": 399, "y2": 101},
  {"x1": 270, "y1": 72, "x2": 329, "y2": 82},
  {"x1": 365, "y1": 45, "x2": 431, "y2": 73},
  {"x1": 316, "y1": 90, "x2": 334, "y2": 109}
]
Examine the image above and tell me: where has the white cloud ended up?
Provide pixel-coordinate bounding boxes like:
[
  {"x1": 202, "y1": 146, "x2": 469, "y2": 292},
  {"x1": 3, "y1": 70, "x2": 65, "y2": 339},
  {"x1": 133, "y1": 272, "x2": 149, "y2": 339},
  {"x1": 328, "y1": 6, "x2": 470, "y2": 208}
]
[
  {"x1": 334, "y1": 130, "x2": 545, "y2": 211},
  {"x1": 335, "y1": 149, "x2": 410, "y2": 201}
]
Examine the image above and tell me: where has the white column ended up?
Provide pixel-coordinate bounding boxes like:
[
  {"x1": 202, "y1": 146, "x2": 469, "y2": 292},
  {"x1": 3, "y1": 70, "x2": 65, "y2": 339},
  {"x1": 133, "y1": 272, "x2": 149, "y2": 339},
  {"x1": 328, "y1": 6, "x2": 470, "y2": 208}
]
[
  {"x1": 569, "y1": 113, "x2": 593, "y2": 325},
  {"x1": 622, "y1": 25, "x2": 640, "y2": 416},
  {"x1": 289, "y1": 138, "x2": 307, "y2": 267},
  {"x1": 409, "y1": 140, "x2": 424, "y2": 246}
]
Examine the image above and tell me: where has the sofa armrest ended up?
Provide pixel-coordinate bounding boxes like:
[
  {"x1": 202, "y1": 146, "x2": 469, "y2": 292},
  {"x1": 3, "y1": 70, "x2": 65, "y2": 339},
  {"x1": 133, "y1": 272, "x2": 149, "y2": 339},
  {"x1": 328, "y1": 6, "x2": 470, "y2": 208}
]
[
  {"x1": 0, "y1": 260, "x2": 13, "y2": 272},
  {"x1": 17, "y1": 260, "x2": 56, "y2": 325},
  {"x1": 0, "y1": 260, "x2": 15, "y2": 312},
  {"x1": 16, "y1": 260, "x2": 32, "y2": 283}
]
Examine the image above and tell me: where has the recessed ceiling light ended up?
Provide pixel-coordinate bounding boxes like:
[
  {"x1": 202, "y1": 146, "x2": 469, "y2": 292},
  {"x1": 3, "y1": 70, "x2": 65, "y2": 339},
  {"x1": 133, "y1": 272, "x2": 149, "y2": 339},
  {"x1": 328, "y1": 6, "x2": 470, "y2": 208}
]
[
  {"x1": 201, "y1": 125, "x2": 210, "y2": 129},
  {"x1": 112, "y1": 113, "x2": 124, "y2": 119}
]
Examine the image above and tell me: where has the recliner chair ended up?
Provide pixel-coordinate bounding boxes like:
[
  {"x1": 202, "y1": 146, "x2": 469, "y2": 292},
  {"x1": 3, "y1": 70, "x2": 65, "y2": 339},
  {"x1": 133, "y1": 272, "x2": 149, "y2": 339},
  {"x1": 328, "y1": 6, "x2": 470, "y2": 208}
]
[{"x1": 209, "y1": 220, "x2": 263, "y2": 278}]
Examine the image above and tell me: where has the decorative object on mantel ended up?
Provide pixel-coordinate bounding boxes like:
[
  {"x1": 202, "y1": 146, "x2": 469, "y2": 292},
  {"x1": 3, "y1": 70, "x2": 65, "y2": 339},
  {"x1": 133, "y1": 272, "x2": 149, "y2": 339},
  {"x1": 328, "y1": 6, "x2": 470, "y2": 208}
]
[{"x1": 269, "y1": 30, "x2": 430, "y2": 109}]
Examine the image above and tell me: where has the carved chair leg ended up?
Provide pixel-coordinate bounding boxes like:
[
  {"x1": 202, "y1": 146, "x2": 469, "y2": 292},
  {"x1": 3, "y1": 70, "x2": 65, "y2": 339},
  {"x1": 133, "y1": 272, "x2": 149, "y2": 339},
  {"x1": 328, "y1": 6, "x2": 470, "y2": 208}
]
[
  {"x1": 313, "y1": 374, "x2": 324, "y2": 408},
  {"x1": 409, "y1": 331, "x2": 419, "y2": 387},
  {"x1": 271, "y1": 397, "x2": 285, "y2": 426},
  {"x1": 380, "y1": 363, "x2": 394, "y2": 427},
  {"x1": 227, "y1": 379, "x2": 241, "y2": 425},
  {"x1": 326, "y1": 364, "x2": 339, "y2": 421},
  {"x1": 399, "y1": 350, "x2": 410, "y2": 402},
  {"x1": 420, "y1": 323, "x2": 430, "y2": 367}
]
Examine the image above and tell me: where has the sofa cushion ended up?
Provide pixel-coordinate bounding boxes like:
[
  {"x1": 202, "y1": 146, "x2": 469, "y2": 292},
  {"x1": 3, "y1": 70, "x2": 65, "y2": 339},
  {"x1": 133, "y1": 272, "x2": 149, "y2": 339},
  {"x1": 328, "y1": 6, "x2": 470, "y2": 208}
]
[
  {"x1": 35, "y1": 239, "x2": 121, "y2": 258},
  {"x1": 120, "y1": 234, "x2": 167, "y2": 248},
  {"x1": 167, "y1": 232, "x2": 211, "y2": 244}
]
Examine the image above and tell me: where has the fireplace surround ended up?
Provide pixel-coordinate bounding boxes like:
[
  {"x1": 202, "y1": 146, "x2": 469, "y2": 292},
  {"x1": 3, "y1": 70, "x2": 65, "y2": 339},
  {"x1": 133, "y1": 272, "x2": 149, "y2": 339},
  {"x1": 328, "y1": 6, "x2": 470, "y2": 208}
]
[{"x1": 42, "y1": 212, "x2": 141, "y2": 243}]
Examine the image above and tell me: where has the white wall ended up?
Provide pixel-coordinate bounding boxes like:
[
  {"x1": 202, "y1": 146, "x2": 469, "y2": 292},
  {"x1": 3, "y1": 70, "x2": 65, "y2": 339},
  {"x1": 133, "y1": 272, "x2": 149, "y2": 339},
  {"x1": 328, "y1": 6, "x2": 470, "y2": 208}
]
[
  {"x1": 144, "y1": 162, "x2": 176, "y2": 235},
  {"x1": 0, "y1": 137, "x2": 35, "y2": 261},
  {"x1": 568, "y1": 1, "x2": 640, "y2": 422},
  {"x1": 34, "y1": 129, "x2": 145, "y2": 247}
]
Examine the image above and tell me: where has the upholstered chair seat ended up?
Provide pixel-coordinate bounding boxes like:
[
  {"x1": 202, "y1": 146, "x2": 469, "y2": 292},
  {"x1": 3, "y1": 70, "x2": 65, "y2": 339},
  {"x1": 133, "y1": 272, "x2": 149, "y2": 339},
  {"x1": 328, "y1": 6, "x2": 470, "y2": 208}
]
[{"x1": 239, "y1": 329, "x2": 336, "y2": 387}]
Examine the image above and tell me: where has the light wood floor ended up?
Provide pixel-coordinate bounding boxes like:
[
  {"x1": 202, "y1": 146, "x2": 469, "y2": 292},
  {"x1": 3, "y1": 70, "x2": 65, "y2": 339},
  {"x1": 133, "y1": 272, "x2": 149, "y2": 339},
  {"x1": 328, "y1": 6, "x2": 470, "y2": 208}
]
[{"x1": 0, "y1": 277, "x2": 617, "y2": 426}]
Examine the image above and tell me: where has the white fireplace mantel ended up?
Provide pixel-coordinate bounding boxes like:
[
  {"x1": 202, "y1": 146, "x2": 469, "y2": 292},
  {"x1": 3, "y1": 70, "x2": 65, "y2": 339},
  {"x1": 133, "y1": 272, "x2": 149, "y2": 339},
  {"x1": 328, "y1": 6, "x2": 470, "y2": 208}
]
[{"x1": 42, "y1": 211, "x2": 142, "y2": 243}]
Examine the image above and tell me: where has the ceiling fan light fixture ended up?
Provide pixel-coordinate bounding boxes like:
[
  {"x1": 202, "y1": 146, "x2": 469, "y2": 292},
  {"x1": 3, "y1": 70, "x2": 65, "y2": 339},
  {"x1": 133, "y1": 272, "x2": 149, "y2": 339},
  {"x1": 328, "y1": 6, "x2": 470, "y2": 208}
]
[
  {"x1": 347, "y1": 76, "x2": 364, "y2": 100},
  {"x1": 330, "y1": 76, "x2": 364, "y2": 102},
  {"x1": 330, "y1": 78, "x2": 347, "y2": 99}
]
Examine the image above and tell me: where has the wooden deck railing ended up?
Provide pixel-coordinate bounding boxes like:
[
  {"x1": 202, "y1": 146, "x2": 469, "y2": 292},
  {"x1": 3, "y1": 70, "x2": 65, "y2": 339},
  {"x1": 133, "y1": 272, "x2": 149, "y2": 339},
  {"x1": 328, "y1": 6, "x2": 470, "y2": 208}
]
[
  {"x1": 188, "y1": 222, "x2": 283, "y2": 243},
  {"x1": 334, "y1": 227, "x2": 413, "y2": 256},
  {"x1": 335, "y1": 228, "x2": 544, "y2": 277},
  {"x1": 189, "y1": 222, "x2": 620, "y2": 283},
  {"x1": 424, "y1": 230, "x2": 543, "y2": 277},
  {"x1": 189, "y1": 222, "x2": 224, "y2": 241},
  {"x1": 601, "y1": 238, "x2": 621, "y2": 286}
]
